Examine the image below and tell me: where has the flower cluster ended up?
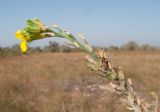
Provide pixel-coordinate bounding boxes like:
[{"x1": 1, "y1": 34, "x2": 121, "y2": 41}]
[
  {"x1": 15, "y1": 18, "x2": 92, "y2": 54},
  {"x1": 15, "y1": 18, "x2": 55, "y2": 52}
]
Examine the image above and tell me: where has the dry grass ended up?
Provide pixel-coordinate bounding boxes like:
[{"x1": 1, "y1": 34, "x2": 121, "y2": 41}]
[{"x1": 0, "y1": 51, "x2": 159, "y2": 112}]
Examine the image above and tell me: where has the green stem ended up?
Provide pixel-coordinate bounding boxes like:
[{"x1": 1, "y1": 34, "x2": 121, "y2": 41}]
[{"x1": 59, "y1": 32, "x2": 99, "y2": 63}]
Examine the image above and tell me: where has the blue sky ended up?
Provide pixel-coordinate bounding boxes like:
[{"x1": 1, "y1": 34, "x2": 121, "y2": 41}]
[{"x1": 0, "y1": 0, "x2": 160, "y2": 47}]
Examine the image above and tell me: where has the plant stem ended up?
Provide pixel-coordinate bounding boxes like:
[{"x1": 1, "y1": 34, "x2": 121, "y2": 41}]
[{"x1": 48, "y1": 26, "x2": 158, "y2": 112}]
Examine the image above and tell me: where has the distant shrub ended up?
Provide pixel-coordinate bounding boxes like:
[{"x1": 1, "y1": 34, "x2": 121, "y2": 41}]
[
  {"x1": 121, "y1": 41, "x2": 140, "y2": 51},
  {"x1": 141, "y1": 44, "x2": 155, "y2": 51},
  {"x1": 59, "y1": 45, "x2": 72, "y2": 53},
  {"x1": 43, "y1": 41, "x2": 60, "y2": 52},
  {"x1": 0, "y1": 44, "x2": 22, "y2": 58},
  {"x1": 108, "y1": 45, "x2": 119, "y2": 51}
]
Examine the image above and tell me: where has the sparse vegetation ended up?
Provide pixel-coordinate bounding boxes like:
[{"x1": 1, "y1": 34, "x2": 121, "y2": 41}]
[
  {"x1": 0, "y1": 52, "x2": 159, "y2": 112},
  {"x1": 0, "y1": 41, "x2": 159, "y2": 58}
]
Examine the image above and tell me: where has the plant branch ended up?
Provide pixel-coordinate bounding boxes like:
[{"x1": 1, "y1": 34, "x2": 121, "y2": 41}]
[{"x1": 16, "y1": 19, "x2": 158, "y2": 112}]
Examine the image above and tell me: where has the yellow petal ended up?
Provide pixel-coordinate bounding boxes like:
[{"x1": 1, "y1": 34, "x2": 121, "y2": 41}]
[
  {"x1": 15, "y1": 30, "x2": 25, "y2": 40},
  {"x1": 20, "y1": 41, "x2": 27, "y2": 52}
]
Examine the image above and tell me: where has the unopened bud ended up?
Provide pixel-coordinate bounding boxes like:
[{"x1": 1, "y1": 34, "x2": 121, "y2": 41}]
[
  {"x1": 46, "y1": 32, "x2": 55, "y2": 37},
  {"x1": 64, "y1": 31, "x2": 71, "y2": 35},
  {"x1": 51, "y1": 24, "x2": 58, "y2": 28}
]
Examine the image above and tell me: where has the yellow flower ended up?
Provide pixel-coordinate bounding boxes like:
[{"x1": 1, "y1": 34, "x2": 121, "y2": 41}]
[
  {"x1": 16, "y1": 30, "x2": 25, "y2": 40},
  {"x1": 20, "y1": 40, "x2": 27, "y2": 52},
  {"x1": 15, "y1": 30, "x2": 28, "y2": 52},
  {"x1": 15, "y1": 18, "x2": 57, "y2": 53}
]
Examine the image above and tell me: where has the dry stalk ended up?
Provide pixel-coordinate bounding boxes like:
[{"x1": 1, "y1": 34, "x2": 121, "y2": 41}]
[{"x1": 85, "y1": 50, "x2": 156, "y2": 112}]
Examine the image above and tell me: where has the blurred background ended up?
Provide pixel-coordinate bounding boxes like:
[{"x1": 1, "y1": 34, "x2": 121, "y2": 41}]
[{"x1": 0, "y1": 0, "x2": 159, "y2": 112}]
